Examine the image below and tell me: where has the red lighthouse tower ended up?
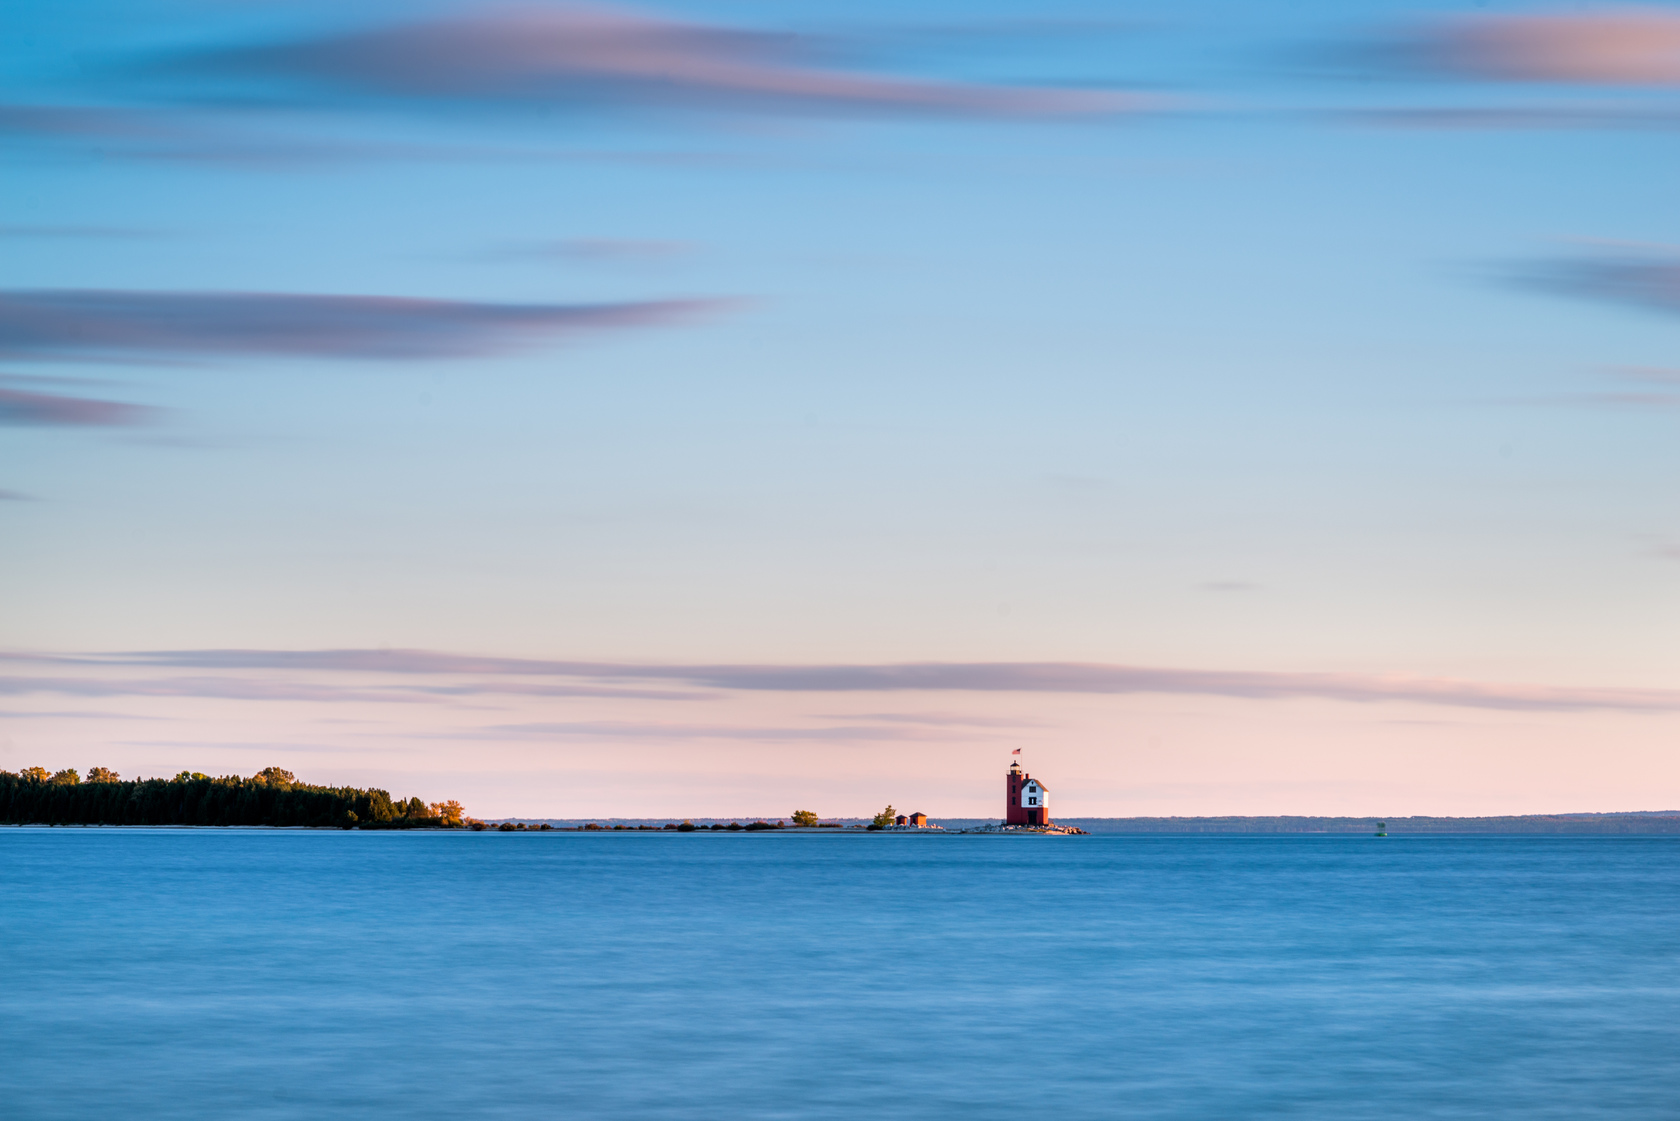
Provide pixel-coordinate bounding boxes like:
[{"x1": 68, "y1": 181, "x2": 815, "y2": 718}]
[{"x1": 1005, "y1": 760, "x2": 1051, "y2": 827}]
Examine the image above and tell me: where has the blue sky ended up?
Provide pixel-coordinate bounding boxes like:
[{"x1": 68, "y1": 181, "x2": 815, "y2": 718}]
[{"x1": 3, "y1": 0, "x2": 1678, "y2": 817}]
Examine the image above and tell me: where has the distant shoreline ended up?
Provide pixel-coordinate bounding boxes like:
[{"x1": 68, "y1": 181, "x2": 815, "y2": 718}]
[
  {"x1": 479, "y1": 812, "x2": 1680, "y2": 835},
  {"x1": 8, "y1": 812, "x2": 1680, "y2": 835},
  {"x1": 1063, "y1": 814, "x2": 1680, "y2": 835}
]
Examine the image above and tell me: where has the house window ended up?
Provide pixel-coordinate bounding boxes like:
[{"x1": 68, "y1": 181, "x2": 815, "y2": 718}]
[{"x1": 1027, "y1": 797, "x2": 1037, "y2": 805}]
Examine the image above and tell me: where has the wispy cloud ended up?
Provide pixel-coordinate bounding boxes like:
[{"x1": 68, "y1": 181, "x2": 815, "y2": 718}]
[
  {"x1": 0, "y1": 103, "x2": 170, "y2": 140},
  {"x1": 1573, "y1": 368, "x2": 1680, "y2": 409},
  {"x1": 1319, "y1": 11, "x2": 1680, "y2": 131},
  {"x1": 0, "y1": 289, "x2": 727, "y2": 362},
  {"x1": 1512, "y1": 250, "x2": 1680, "y2": 319},
  {"x1": 40, "y1": 648, "x2": 1680, "y2": 714},
  {"x1": 0, "y1": 672, "x2": 708, "y2": 704},
  {"x1": 482, "y1": 720, "x2": 958, "y2": 741},
  {"x1": 809, "y1": 712, "x2": 1046, "y2": 729},
  {"x1": 474, "y1": 237, "x2": 698, "y2": 263},
  {"x1": 1351, "y1": 10, "x2": 1680, "y2": 87},
  {"x1": 0, "y1": 384, "x2": 152, "y2": 426},
  {"x1": 1343, "y1": 105, "x2": 1680, "y2": 131},
  {"x1": 0, "y1": 674, "x2": 427, "y2": 704},
  {"x1": 156, "y1": 6, "x2": 1142, "y2": 120},
  {"x1": 402, "y1": 682, "x2": 710, "y2": 701}
]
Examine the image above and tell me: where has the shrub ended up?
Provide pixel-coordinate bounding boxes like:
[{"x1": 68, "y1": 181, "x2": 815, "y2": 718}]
[{"x1": 677, "y1": 821, "x2": 697, "y2": 832}]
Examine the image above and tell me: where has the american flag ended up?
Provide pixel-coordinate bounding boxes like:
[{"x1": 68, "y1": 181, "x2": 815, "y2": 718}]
[{"x1": 1011, "y1": 749, "x2": 1021, "y2": 755}]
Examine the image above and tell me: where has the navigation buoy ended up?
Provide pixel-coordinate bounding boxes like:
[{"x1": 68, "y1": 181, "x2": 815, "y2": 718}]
[{"x1": 1375, "y1": 821, "x2": 1387, "y2": 837}]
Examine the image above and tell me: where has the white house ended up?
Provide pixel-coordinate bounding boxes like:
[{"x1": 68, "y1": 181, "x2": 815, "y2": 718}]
[{"x1": 1022, "y1": 778, "x2": 1046, "y2": 814}]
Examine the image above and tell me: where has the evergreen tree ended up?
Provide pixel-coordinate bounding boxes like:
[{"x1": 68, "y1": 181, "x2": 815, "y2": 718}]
[{"x1": 0, "y1": 769, "x2": 468, "y2": 829}]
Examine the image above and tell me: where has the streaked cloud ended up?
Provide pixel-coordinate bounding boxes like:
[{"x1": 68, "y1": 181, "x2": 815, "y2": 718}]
[
  {"x1": 0, "y1": 384, "x2": 152, "y2": 426},
  {"x1": 158, "y1": 6, "x2": 1141, "y2": 119},
  {"x1": 40, "y1": 648, "x2": 1680, "y2": 713},
  {"x1": 1343, "y1": 105, "x2": 1680, "y2": 131},
  {"x1": 482, "y1": 720, "x2": 964, "y2": 741},
  {"x1": 0, "y1": 674, "x2": 424, "y2": 704},
  {"x1": 0, "y1": 289, "x2": 726, "y2": 362},
  {"x1": 1353, "y1": 10, "x2": 1680, "y2": 87},
  {"x1": 0, "y1": 104, "x2": 168, "y2": 140},
  {"x1": 0, "y1": 673, "x2": 708, "y2": 704},
  {"x1": 1574, "y1": 368, "x2": 1680, "y2": 409},
  {"x1": 809, "y1": 712, "x2": 1046, "y2": 729},
  {"x1": 402, "y1": 682, "x2": 710, "y2": 701},
  {"x1": 476, "y1": 237, "x2": 698, "y2": 263},
  {"x1": 1512, "y1": 250, "x2": 1680, "y2": 319}
]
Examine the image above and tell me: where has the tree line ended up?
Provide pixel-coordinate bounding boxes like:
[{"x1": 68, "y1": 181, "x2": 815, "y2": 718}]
[{"x1": 0, "y1": 766, "x2": 467, "y2": 829}]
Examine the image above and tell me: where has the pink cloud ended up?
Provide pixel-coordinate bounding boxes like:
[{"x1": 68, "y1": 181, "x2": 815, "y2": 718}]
[
  {"x1": 176, "y1": 6, "x2": 1142, "y2": 118},
  {"x1": 480, "y1": 720, "x2": 983, "y2": 742},
  {"x1": 1373, "y1": 10, "x2": 1680, "y2": 86},
  {"x1": 0, "y1": 384, "x2": 151, "y2": 427},
  {"x1": 0, "y1": 674, "x2": 429, "y2": 704},
  {"x1": 26, "y1": 648, "x2": 1680, "y2": 714}
]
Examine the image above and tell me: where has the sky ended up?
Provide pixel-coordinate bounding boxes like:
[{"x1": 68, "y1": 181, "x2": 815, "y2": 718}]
[{"x1": 3, "y1": 0, "x2": 1678, "y2": 819}]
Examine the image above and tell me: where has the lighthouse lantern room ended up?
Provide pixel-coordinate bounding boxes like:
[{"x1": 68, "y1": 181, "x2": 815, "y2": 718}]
[{"x1": 1005, "y1": 760, "x2": 1051, "y2": 827}]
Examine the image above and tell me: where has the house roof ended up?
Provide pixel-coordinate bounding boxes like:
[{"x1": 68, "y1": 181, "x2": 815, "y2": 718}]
[{"x1": 1023, "y1": 778, "x2": 1048, "y2": 792}]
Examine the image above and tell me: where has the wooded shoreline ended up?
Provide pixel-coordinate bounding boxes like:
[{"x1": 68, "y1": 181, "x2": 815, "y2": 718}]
[{"x1": 0, "y1": 768, "x2": 467, "y2": 829}]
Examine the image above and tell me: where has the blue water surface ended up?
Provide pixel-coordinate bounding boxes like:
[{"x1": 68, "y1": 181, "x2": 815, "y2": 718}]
[{"x1": 4, "y1": 830, "x2": 1678, "y2": 1119}]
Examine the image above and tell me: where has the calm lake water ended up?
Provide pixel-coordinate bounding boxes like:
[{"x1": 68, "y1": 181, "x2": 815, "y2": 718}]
[{"x1": 4, "y1": 830, "x2": 1678, "y2": 1119}]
